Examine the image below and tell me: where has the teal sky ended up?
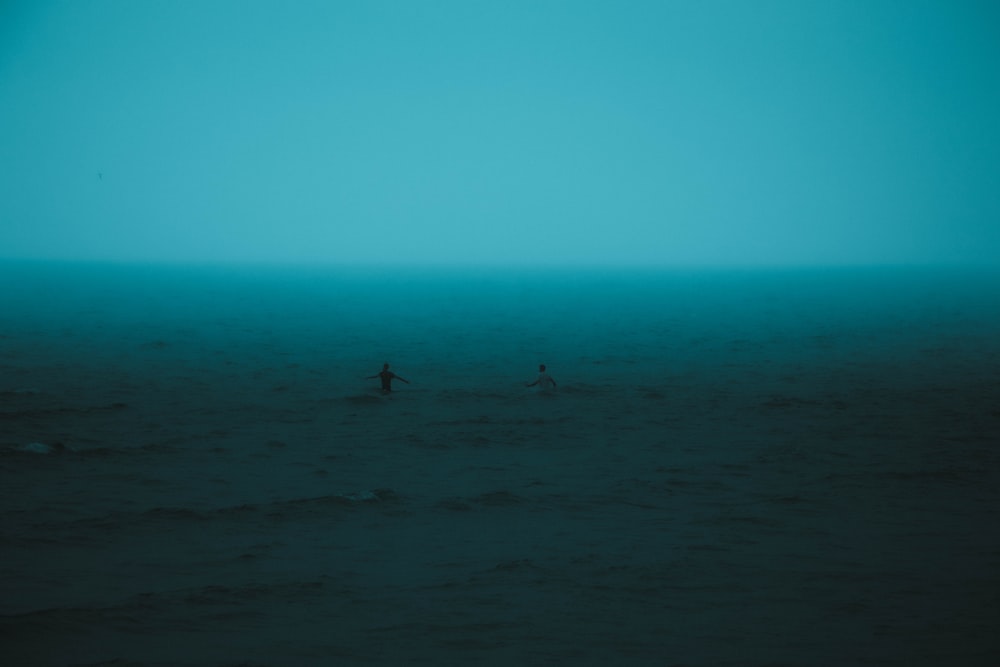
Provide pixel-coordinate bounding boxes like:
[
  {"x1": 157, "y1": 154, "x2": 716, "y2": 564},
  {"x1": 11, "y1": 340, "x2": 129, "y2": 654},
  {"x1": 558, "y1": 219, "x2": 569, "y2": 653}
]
[{"x1": 2, "y1": 0, "x2": 998, "y2": 267}]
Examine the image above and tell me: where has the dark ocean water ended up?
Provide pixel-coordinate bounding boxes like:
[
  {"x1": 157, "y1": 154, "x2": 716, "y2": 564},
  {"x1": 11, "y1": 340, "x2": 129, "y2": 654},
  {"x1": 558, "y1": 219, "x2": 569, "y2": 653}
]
[{"x1": 1, "y1": 262, "x2": 999, "y2": 666}]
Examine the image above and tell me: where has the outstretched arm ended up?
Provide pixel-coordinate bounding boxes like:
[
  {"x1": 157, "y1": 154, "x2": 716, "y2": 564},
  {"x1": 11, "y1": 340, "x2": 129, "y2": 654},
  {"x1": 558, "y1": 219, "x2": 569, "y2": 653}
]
[{"x1": 398, "y1": 376, "x2": 410, "y2": 384}]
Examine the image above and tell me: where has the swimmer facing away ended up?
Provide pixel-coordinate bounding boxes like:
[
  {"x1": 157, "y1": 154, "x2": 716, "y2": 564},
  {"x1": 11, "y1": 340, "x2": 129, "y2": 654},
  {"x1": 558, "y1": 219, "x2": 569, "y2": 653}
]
[
  {"x1": 526, "y1": 364, "x2": 557, "y2": 390},
  {"x1": 368, "y1": 363, "x2": 409, "y2": 393}
]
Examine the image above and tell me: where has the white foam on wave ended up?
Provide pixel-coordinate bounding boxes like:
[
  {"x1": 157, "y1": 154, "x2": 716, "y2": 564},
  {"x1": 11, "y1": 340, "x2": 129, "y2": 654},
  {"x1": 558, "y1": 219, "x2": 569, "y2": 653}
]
[{"x1": 12, "y1": 442, "x2": 70, "y2": 455}]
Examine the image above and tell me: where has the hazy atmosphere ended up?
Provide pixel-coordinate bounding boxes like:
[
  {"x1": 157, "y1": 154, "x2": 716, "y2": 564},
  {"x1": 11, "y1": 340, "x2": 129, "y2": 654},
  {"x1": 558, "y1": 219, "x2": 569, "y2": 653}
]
[
  {"x1": 2, "y1": 0, "x2": 999, "y2": 267},
  {"x1": 4, "y1": 5, "x2": 1000, "y2": 664}
]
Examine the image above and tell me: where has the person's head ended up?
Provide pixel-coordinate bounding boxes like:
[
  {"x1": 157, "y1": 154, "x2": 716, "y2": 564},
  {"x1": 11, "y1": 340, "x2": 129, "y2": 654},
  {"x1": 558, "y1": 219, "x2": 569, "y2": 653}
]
[
  {"x1": 539, "y1": 364, "x2": 546, "y2": 372},
  {"x1": 383, "y1": 363, "x2": 390, "y2": 370}
]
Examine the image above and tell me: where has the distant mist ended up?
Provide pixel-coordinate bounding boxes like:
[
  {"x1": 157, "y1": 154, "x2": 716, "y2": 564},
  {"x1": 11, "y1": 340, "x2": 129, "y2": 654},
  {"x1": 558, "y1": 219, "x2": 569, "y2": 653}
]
[{"x1": 2, "y1": 1, "x2": 999, "y2": 267}]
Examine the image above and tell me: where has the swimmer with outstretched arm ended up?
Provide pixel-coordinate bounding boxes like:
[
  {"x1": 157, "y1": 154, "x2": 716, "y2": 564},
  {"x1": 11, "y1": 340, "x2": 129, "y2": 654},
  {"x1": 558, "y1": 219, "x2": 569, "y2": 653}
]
[
  {"x1": 368, "y1": 363, "x2": 409, "y2": 393},
  {"x1": 526, "y1": 364, "x2": 556, "y2": 389}
]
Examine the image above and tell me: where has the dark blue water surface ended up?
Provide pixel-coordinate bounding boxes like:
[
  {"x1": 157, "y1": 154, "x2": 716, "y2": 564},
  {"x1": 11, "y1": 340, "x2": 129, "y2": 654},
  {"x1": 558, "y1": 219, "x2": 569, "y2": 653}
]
[{"x1": 2, "y1": 262, "x2": 999, "y2": 666}]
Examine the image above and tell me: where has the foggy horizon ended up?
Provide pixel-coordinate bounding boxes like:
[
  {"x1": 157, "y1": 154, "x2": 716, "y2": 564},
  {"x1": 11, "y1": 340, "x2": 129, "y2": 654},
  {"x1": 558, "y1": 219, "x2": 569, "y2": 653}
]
[
  {"x1": 2, "y1": 1, "x2": 998, "y2": 268},
  {"x1": 3, "y1": 5, "x2": 1000, "y2": 659}
]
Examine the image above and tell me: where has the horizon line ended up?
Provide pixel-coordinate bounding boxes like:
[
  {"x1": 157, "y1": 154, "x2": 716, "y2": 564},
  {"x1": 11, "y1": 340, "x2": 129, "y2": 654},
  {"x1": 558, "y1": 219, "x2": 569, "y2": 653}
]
[{"x1": 2, "y1": 256, "x2": 998, "y2": 271}]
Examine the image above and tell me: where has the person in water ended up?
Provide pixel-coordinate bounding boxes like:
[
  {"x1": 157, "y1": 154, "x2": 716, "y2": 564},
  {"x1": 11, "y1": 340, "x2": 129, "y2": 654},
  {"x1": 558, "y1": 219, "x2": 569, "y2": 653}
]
[
  {"x1": 368, "y1": 363, "x2": 409, "y2": 393},
  {"x1": 526, "y1": 364, "x2": 557, "y2": 390}
]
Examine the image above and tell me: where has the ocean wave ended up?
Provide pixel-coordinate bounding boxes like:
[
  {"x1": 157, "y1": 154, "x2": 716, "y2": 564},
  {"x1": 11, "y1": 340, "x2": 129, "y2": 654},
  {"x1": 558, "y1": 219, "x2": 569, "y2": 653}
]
[
  {"x1": 1, "y1": 442, "x2": 73, "y2": 455},
  {"x1": 0, "y1": 388, "x2": 43, "y2": 397},
  {"x1": 0, "y1": 577, "x2": 333, "y2": 635},
  {"x1": 342, "y1": 393, "x2": 386, "y2": 405},
  {"x1": 9, "y1": 489, "x2": 402, "y2": 542},
  {"x1": 0, "y1": 402, "x2": 128, "y2": 421},
  {"x1": 434, "y1": 490, "x2": 533, "y2": 512},
  {"x1": 0, "y1": 441, "x2": 181, "y2": 460}
]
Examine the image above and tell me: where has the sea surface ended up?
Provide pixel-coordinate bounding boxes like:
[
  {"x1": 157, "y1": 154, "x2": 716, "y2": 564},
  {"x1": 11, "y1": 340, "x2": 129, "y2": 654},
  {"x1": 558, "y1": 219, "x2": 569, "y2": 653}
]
[{"x1": 2, "y1": 262, "x2": 999, "y2": 666}]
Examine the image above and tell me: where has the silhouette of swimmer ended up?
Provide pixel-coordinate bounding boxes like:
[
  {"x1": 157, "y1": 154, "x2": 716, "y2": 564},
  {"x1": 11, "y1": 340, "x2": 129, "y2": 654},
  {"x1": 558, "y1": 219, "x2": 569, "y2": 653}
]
[
  {"x1": 368, "y1": 363, "x2": 409, "y2": 393},
  {"x1": 526, "y1": 364, "x2": 557, "y2": 390}
]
